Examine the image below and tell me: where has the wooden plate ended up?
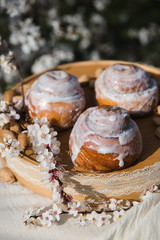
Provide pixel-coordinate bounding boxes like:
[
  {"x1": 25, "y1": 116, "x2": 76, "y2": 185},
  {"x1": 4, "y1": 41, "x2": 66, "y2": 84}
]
[{"x1": 4, "y1": 60, "x2": 160, "y2": 201}]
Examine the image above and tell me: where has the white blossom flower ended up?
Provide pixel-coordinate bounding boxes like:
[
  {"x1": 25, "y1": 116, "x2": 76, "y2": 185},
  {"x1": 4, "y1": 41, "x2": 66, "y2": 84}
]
[
  {"x1": 96, "y1": 212, "x2": 111, "y2": 226},
  {"x1": 68, "y1": 201, "x2": 80, "y2": 217},
  {"x1": 50, "y1": 137, "x2": 61, "y2": 155},
  {"x1": 31, "y1": 54, "x2": 58, "y2": 74},
  {"x1": 3, "y1": 136, "x2": 12, "y2": 145},
  {"x1": 31, "y1": 45, "x2": 74, "y2": 74},
  {"x1": 50, "y1": 130, "x2": 58, "y2": 138},
  {"x1": 86, "y1": 211, "x2": 98, "y2": 224},
  {"x1": 125, "y1": 200, "x2": 131, "y2": 208},
  {"x1": 36, "y1": 155, "x2": 56, "y2": 170},
  {"x1": 89, "y1": 50, "x2": 100, "y2": 60},
  {"x1": 138, "y1": 28, "x2": 150, "y2": 45},
  {"x1": 32, "y1": 204, "x2": 45, "y2": 215},
  {"x1": 150, "y1": 185, "x2": 158, "y2": 192},
  {"x1": 0, "y1": 54, "x2": 16, "y2": 74},
  {"x1": 109, "y1": 198, "x2": 123, "y2": 211},
  {"x1": 52, "y1": 187, "x2": 61, "y2": 203},
  {"x1": 2, "y1": 0, "x2": 35, "y2": 18},
  {"x1": 27, "y1": 123, "x2": 39, "y2": 138},
  {"x1": 8, "y1": 107, "x2": 20, "y2": 120},
  {"x1": 0, "y1": 113, "x2": 8, "y2": 127},
  {"x1": 23, "y1": 204, "x2": 45, "y2": 222},
  {"x1": 12, "y1": 96, "x2": 23, "y2": 112},
  {"x1": 0, "y1": 101, "x2": 7, "y2": 112},
  {"x1": 37, "y1": 152, "x2": 55, "y2": 170},
  {"x1": 52, "y1": 204, "x2": 62, "y2": 221},
  {"x1": 9, "y1": 18, "x2": 45, "y2": 54},
  {"x1": 85, "y1": 211, "x2": 111, "y2": 226},
  {"x1": 33, "y1": 117, "x2": 48, "y2": 126},
  {"x1": 27, "y1": 123, "x2": 51, "y2": 146},
  {"x1": 36, "y1": 149, "x2": 53, "y2": 162},
  {"x1": 49, "y1": 13, "x2": 91, "y2": 49},
  {"x1": 23, "y1": 207, "x2": 34, "y2": 222},
  {"x1": 128, "y1": 24, "x2": 160, "y2": 46},
  {"x1": 8, "y1": 139, "x2": 22, "y2": 157},
  {"x1": 93, "y1": 0, "x2": 110, "y2": 11},
  {"x1": 41, "y1": 210, "x2": 55, "y2": 227},
  {"x1": 41, "y1": 170, "x2": 53, "y2": 182},
  {"x1": 113, "y1": 210, "x2": 125, "y2": 222},
  {"x1": 97, "y1": 201, "x2": 108, "y2": 211},
  {"x1": 49, "y1": 161, "x2": 56, "y2": 170},
  {"x1": 90, "y1": 14, "x2": 105, "y2": 25},
  {"x1": 37, "y1": 130, "x2": 51, "y2": 146},
  {"x1": 32, "y1": 145, "x2": 45, "y2": 155}
]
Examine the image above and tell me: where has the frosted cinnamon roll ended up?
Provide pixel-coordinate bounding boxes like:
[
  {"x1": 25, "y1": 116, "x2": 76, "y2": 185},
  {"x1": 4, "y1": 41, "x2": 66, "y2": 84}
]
[
  {"x1": 69, "y1": 105, "x2": 142, "y2": 172},
  {"x1": 95, "y1": 63, "x2": 158, "y2": 116},
  {"x1": 25, "y1": 70, "x2": 85, "y2": 129}
]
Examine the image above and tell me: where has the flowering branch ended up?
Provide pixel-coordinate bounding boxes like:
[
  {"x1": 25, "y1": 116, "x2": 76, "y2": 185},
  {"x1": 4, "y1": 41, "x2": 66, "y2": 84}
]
[{"x1": 0, "y1": 36, "x2": 25, "y2": 111}]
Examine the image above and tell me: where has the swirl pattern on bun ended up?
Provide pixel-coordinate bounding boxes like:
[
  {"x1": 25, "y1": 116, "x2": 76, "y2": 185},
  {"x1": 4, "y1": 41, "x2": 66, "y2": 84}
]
[
  {"x1": 95, "y1": 63, "x2": 158, "y2": 116},
  {"x1": 69, "y1": 105, "x2": 142, "y2": 172},
  {"x1": 25, "y1": 70, "x2": 85, "y2": 129}
]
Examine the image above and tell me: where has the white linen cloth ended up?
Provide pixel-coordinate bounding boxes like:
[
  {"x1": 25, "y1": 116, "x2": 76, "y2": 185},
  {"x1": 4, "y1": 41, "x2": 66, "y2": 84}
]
[{"x1": 0, "y1": 179, "x2": 160, "y2": 240}]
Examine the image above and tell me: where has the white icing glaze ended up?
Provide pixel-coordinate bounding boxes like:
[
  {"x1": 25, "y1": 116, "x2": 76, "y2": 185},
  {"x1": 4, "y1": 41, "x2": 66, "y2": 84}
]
[
  {"x1": 69, "y1": 106, "x2": 142, "y2": 167},
  {"x1": 86, "y1": 106, "x2": 130, "y2": 137},
  {"x1": 109, "y1": 115, "x2": 117, "y2": 122},
  {"x1": 95, "y1": 64, "x2": 158, "y2": 114},
  {"x1": 104, "y1": 63, "x2": 150, "y2": 93},
  {"x1": 37, "y1": 71, "x2": 80, "y2": 97},
  {"x1": 25, "y1": 70, "x2": 85, "y2": 117}
]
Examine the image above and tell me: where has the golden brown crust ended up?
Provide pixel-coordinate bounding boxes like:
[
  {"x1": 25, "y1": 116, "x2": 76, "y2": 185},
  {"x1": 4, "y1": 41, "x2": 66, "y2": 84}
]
[
  {"x1": 96, "y1": 96, "x2": 158, "y2": 117},
  {"x1": 28, "y1": 98, "x2": 85, "y2": 129},
  {"x1": 70, "y1": 133, "x2": 140, "y2": 172},
  {"x1": 69, "y1": 105, "x2": 143, "y2": 172}
]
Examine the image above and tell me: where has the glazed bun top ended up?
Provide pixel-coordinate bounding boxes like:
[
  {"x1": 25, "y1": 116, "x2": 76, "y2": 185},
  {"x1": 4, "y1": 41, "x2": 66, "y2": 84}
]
[
  {"x1": 37, "y1": 70, "x2": 81, "y2": 98},
  {"x1": 102, "y1": 63, "x2": 151, "y2": 94},
  {"x1": 25, "y1": 70, "x2": 84, "y2": 113},
  {"x1": 70, "y1": 105, "x2": 142, "y2": 167},
  {"x1": 86, "y1": 105, "x2": 130, "y2": 137},
  {"x1": 25, "y1": 70, "x2": 85, "y2": 128}
]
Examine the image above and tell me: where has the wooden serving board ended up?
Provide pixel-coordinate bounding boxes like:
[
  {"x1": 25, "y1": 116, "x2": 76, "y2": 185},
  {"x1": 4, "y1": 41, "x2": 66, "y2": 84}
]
[{"x1": 4, "y1": 60, "x2": 160, "y2": 201}]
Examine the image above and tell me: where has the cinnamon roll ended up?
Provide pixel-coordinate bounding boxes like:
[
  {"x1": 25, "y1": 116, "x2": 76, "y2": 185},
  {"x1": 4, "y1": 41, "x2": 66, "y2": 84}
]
[
  {"x1": 69, "y1": 105, "x2": 142, "y2": 172},
  {"x1": 25, "y1": 70, "x2": 85, "y2": 129},
  {"x1": 95, "y1": 63, "x2": 158, "y2": 116}
]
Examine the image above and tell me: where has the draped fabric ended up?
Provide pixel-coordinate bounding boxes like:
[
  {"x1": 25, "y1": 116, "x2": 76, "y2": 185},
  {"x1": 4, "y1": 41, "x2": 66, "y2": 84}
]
[{"x1": 0, "y1": 179, "x2": 160, "y2": 240}]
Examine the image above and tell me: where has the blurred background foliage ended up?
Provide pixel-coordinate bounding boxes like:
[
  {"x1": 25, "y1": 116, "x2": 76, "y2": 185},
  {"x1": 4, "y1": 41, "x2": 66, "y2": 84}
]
[{"x1": 0, "y1": 0, "x2": 160, "y2": 94}]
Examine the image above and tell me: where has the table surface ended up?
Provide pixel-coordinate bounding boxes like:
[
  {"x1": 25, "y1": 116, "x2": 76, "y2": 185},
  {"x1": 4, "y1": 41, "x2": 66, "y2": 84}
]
[{"x1": 0, "y1": 173, "x2": 160, "y2": 240}]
